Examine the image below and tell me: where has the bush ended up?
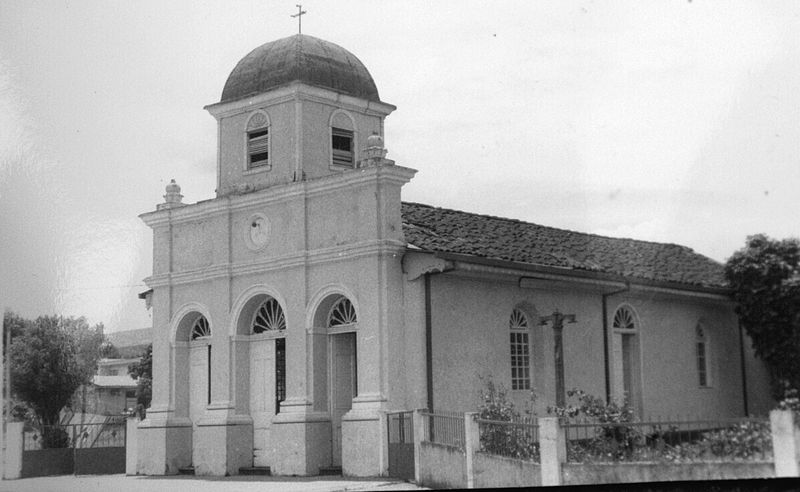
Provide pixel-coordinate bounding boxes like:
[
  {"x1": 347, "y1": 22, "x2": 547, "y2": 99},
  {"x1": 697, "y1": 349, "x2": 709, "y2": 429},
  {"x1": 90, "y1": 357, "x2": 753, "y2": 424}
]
[
  {"x1": 41, "y1": 426, "x2": 70, "y2": 449},
  {"x1": 476, "y1": 377, "x2": 539, "y2": 460}
]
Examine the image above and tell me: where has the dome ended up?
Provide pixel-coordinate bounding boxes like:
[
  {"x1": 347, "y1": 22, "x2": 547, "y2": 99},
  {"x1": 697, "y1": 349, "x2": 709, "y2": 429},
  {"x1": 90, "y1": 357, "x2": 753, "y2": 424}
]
[{"x1": 221, "y1": 35, "x2": 380, "y2": 103}]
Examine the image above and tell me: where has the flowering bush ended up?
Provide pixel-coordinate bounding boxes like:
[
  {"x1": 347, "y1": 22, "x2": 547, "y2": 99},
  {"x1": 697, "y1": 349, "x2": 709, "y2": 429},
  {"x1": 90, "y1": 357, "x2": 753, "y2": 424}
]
[{"x1": 476, "y1": 377, "x2": 539, "y2": 461}]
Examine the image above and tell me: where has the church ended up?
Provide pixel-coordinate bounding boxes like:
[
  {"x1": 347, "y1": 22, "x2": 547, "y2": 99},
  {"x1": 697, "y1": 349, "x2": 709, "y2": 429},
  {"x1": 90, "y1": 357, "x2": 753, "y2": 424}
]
[{"x1": 137, "y1": 33, "x2": 772, "y2": 477}]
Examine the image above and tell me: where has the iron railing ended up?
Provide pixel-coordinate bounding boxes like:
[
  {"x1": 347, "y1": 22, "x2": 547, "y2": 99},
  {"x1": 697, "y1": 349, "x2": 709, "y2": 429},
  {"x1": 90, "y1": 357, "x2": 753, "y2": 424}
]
[
  {"x1": 562, "y1": 416, "x2": 772, "y2": 463},
  {"x1": 23, "y1": 418, "x2": 127, "y2": 451},
  {"x1": 420, "y1": 410, "x2": 465, "y2": 449},
  {"x1": 477, "y1": 417, "x2": 540, "y2": 462}
]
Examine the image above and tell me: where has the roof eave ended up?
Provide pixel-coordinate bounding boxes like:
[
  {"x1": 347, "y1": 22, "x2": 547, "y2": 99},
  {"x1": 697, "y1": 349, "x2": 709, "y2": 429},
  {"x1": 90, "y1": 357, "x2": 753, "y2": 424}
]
[{"x1": 416, "y1": 249, "x2": 732, "y2": 298}]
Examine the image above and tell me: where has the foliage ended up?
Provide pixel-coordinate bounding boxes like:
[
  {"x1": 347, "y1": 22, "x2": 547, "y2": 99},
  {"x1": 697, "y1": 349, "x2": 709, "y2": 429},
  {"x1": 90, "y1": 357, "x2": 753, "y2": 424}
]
[
  {"x1": 548, "y1": 388, "x2": 638, "y2": 462},
  {"x1": 724, "y1": 234, "x2": 800, "y2": 396},
  {"x1": 128, "y1": 343, "x2": 152, "y2": 418},
  {"x1": 476, "y1": 377, "x2": 538, "y2": 460},
  {"x1": 8, "y1": 315, "x2": 105, "y2": 432},
  {"x1": 99, "y1": 341, "x2": 120, "y2": 359},
  {"x1": 662, "y1": 421, "x2": 772, "y2": 462},
  {"x1": 41, "y1": 426, "x2": 71, "y2": 449}
]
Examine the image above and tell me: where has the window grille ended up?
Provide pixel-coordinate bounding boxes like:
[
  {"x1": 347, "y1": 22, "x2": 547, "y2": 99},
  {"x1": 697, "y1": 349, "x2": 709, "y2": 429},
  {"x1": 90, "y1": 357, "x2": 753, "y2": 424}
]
[
  {"x1": 331, "y1": 128, "x2": 354, "y2": 167},
  {"x1": 510, "y1": 308, "x2": 531, "y2": 390},
  {"x1": 696, "y1": 325, "x2": 708, "y2": 387},
  {"x1": 276, "y1": 338, "x2": 286, "y2": 414},
  {"x1": 190, "y1": 315, "x2": 210, "y2": 340},
  {"x1": 252, "y1": 298, "x2": 286, "y2": 334},
  {"x1": 328, "y1": 297, "x2": 357, "y2": 327}
]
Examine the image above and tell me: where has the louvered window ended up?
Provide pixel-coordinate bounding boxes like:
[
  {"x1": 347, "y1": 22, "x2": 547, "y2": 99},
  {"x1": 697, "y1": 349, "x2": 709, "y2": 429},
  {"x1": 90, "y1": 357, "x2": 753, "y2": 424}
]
[
  {"x1": 332, "y1": 128, "x2": 354, "y2": 167},
  {"x1": 248, "y1": 129, "x2": 269, "y2": 169}
]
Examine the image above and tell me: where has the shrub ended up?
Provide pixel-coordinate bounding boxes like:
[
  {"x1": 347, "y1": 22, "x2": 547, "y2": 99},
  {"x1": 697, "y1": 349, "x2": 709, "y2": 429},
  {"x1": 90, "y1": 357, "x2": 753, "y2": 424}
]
[{"x1": 476, "y1": 377, "x2": 539, "y2": 460}]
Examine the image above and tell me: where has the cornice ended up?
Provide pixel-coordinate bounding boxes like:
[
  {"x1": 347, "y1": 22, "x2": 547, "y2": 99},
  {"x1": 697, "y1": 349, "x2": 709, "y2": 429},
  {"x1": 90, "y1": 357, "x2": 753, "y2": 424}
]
[
  {"x1": 140, "y1": 165, "x2": 416, "y2": 228},
  {"x1": 145, "y1": 239, "x2": 406, "y2": 288},
  {"x1": 204, "y1": 82, "x2": 396, "y2": 120}
]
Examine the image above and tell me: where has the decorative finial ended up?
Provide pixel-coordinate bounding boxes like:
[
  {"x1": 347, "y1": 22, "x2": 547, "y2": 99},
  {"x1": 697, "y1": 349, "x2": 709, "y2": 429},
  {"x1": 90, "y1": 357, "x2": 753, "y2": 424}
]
[
  {"x1": 358, "y1": 132, "x2": 394, "y2": 168},
  {"x1": 158, "y1": 179, "x2": 185, "y2": 210},
  {"x1": 291, "y1": 5, "x2": 307, "y2": 34}
]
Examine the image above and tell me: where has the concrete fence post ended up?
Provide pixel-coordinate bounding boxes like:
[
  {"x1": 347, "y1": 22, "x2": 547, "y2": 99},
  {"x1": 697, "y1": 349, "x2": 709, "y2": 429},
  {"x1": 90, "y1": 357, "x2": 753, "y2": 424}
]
[
  {"x1": 377, "y1": 411, "x2": 388, "y2": 477},
  {"x1": 4, "y1": 422, "x2": 23, "y2": 479},
  {"x1": 412, "y1": 409, "x2": 423, "y2": 484},
  {"x1": 126, "y1": 417, "x2": 139, "y2": 475},
  {"x1": 771, "y1": 409, "x2": 800, "y2": 477},
  {"x1": 464, "y1": 412, "x2": 479, "y2": 489},
  {"x1": 539, "y1": 417, "x2": 564, "y2": 486}
]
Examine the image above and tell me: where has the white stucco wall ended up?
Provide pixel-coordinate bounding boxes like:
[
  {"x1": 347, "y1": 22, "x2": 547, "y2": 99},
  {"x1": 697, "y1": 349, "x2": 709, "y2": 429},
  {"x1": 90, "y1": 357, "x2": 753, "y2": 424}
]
[{"x1": 424, "y1": 271, "x2": 771, "y2": 420}]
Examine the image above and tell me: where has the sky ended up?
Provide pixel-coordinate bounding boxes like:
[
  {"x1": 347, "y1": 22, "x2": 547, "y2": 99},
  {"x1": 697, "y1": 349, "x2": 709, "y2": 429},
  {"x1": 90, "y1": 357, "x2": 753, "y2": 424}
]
[{"x1": 0, "y1": 1, "x2": 798, "y2": 334}]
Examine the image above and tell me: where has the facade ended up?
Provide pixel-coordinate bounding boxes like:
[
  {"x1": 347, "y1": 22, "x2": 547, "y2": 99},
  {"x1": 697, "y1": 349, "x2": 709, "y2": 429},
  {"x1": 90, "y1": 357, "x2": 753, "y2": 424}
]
[{"x1": 137, "y1": 34, "x2": 771, "y2": 477}]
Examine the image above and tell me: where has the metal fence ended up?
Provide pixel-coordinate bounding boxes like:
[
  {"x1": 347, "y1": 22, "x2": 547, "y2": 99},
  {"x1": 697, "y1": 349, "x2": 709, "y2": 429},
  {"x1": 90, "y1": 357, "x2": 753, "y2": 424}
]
[
  {"x1": 562, "y1": 416, "x2": 772, "y2": 463},
  {"x1": 24, "y1": 418, "x2": 126, "y2": 451},
  {"x1": 477, "y1": 417, "x2": 540, "y2": 462},
  {"x1": 420, "y1": 410, "x2": 465, "y2": 449}
]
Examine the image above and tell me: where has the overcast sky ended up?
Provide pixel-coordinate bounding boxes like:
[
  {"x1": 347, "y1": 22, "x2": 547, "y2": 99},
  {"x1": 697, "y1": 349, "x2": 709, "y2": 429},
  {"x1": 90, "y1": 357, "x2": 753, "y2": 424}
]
[{"x1": 1, "y1": 1, "x2": 798, "y2": 334}]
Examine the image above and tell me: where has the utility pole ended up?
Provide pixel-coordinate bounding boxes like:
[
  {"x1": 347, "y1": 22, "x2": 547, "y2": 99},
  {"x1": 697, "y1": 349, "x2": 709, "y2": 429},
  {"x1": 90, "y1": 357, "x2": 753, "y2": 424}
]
[{"x1": 539, "y1": 310, "x2": 576, "y2": 408}]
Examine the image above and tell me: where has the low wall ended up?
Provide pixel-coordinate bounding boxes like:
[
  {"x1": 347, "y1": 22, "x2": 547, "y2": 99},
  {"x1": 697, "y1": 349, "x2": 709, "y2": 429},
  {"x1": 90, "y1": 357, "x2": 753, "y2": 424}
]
[
  {"x1": 418, "y1": 442, "x2": 466, "y2": 489},
  {"x1": 473, "y1": 452, "x2": 541, "y2": 488},
  {"x1": 21, "y1": 448, "x2": 73, "y2": 478},
  {"x1": 562, "y1": 461, "x2": 775, "y2": 485}
]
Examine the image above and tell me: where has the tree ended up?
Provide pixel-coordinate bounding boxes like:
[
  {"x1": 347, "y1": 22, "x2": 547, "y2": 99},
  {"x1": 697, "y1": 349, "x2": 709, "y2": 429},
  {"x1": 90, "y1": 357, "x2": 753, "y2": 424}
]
[
  {"x1": 8, "y1": 315, "x2": 106, "y2": 428},
  {"x1": 724, "y1": 234, "x2": 800, "y2": 396},
  {"x1": 128, "y1": 343, "x2": 152, "y2": 417}
]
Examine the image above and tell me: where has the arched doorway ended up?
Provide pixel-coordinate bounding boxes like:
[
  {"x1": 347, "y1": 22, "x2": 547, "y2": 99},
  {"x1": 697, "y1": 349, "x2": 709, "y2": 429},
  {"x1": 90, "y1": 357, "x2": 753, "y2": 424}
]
[
  {"x1": 316, "y1": 294, "x2": 358, "y2": 467},
  {"x1": 188, "y1": 314, "x2": 212, "y2": 425},
  {"x1": 234, "y1": 293, "x2": 287, "y2": 468}
]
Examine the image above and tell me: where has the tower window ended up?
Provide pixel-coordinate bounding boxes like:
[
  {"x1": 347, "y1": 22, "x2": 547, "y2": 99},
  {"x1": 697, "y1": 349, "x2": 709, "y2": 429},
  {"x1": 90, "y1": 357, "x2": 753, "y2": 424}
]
[
  {"x1": 247, "y1": 129, "x2": 270, "y2": 169},
  {"x1": 332, "y1": 128, "x2": 354, "y2": 168}
]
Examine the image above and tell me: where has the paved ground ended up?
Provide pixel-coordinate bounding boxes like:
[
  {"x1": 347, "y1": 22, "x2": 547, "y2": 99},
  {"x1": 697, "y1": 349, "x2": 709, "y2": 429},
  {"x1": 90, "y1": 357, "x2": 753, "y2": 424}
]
[{"x1": 0, "y1": 474, "x2": 428, "y2": 492}]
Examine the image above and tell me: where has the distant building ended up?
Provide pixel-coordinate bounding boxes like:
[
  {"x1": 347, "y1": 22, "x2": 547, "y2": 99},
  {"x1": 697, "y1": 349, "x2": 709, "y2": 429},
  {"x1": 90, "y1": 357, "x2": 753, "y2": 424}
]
[
  {"x1": 137, "y1": 34, "x2": 772, "y2": 477},
  {"x1": 70, "y1": 328, "x2": 152, "y2": 417}
]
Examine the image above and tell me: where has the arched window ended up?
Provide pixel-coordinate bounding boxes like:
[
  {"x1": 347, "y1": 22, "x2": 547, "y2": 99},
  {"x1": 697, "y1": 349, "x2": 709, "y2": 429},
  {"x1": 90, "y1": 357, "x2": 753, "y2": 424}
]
[
  {"x1": 330, "y1": 111, "x2": 355, "y2": 169},
  {"x1": 246, "y1": 111, "x2": 270, "y2": 170},
  {"x1": 328, "y1": 297, "x2": 357, "y2": 327},
  {"x1": 612, "y1": 306, "x2": 640, "y2": 409},
  {"x1": 509, "y1": 308, "x2": 531, "y2": 390},
  {"x1": 252, "y1": 298, "x2": 286, "y2": 334},
  {"x1": 613, "y1": 307, "x2": 636, "y2": 330},
  {"x1": 696, "y1": 324, "x2": 709, "y2": 387},
  {"x1": 190, "y1": 315, "x2": 211, "y2": 340}
]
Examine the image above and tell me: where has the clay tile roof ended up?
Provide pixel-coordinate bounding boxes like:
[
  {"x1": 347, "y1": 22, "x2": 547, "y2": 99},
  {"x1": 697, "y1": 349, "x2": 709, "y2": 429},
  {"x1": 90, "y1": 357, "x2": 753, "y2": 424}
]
[{"x1": 401, "y1": 202, "x2": 727, "y2": 289}]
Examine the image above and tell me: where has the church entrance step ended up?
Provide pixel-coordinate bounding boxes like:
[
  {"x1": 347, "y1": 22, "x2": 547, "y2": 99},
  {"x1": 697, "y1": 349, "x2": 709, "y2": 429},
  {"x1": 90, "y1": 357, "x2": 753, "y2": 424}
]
[
  {"x1": 239, "y1": 466, "x2": 271, "y2": 475},
  {"x1": 318, "y1": 466, "x2": 342, "y2": 476},
  {"x1": 178, "y1": 466, "x2": 195, "y2": 475}
]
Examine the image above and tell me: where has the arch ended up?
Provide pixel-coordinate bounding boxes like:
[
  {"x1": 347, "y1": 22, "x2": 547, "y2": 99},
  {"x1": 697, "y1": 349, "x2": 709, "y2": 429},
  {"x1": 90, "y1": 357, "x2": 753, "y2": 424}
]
[
  {"x1": 230, "y1": 284, "x2": 289, "y2": 336},
  {"x1": 171, "y1": 302, "x2": 213, "y2": 343},
  {"x1": 329, "y1": 109, "x2": 355, "y2": 131},
  {"x1": 612, "y1": 304, "x2": 638, "y2": 331},
  {"x1": 307, "y1": 284, "x2": 360, "y2": 330},
  {"x1": 246, "y1": 110, "x2": 270, "y2": 130}
]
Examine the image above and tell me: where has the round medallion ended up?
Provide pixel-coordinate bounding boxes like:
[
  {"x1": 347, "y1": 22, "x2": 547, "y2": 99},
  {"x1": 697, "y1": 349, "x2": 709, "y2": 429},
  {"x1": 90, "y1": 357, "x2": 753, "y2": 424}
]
[{"x1": 246, "y1": 214, "x2": 270, "y2": 250}]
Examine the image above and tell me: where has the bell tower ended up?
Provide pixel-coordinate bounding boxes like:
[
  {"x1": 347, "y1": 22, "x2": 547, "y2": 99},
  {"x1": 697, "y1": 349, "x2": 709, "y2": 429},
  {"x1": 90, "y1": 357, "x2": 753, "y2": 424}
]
[{"x1": 204, "y1": 34, "x2": 397, "y2": 196}]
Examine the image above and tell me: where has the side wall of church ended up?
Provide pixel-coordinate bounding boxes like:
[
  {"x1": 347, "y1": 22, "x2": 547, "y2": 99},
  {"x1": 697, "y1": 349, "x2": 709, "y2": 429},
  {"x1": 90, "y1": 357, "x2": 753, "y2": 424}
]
[{"x1": 427, "y1": 273, "x2": 772, "y2": 419}]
